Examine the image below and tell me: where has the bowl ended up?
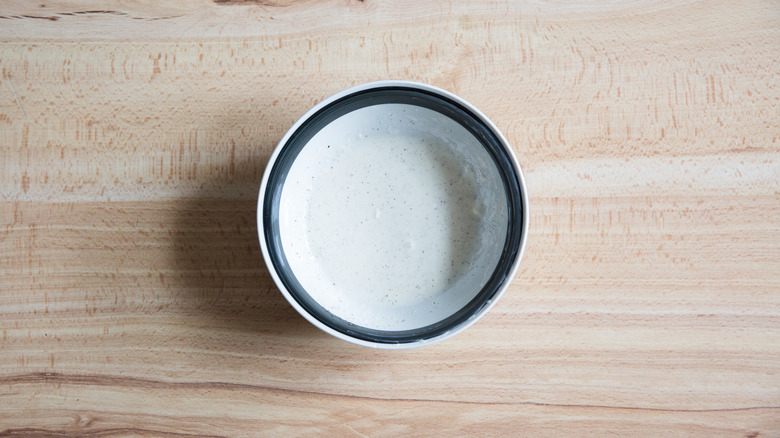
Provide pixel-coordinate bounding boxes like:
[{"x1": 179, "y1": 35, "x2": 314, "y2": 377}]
[{"x1": 258, "y1": 81, "x2": 528, "y2": 348}]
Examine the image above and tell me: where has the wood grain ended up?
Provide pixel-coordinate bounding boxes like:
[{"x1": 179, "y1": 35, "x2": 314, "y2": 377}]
[{"x1": 1, "y1": 0, "x2": 779, "y2": 436}]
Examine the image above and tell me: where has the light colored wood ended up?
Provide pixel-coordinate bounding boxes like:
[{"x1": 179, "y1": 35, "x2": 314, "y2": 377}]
[{"x1": 1, "y1": 0, "x2": 779, "y2": 436}]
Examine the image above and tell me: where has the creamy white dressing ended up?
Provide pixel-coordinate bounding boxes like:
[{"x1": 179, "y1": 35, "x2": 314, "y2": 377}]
[{"x1": 279, "y1": 104, "x2": 508, "y2": 331}]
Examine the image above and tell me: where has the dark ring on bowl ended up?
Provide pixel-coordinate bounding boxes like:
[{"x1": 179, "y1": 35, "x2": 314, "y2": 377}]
[{"x1": 263, "y1": 86, "x2": 524, "y2": 344}]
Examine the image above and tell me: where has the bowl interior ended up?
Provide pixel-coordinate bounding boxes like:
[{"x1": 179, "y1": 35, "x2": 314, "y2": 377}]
[{"x1": 279, "y1": 103, "x2": 508, "y2": 331}]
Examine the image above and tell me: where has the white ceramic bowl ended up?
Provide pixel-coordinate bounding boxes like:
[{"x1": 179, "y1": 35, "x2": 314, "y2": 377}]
[{"x1": 258, "y1": 81, "x2": 528, "y2": 349}]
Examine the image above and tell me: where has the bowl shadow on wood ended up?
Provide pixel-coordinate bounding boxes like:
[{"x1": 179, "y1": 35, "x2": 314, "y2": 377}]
[{"x1": 170, "y1": 154, "x2": 325, "y2": 346}]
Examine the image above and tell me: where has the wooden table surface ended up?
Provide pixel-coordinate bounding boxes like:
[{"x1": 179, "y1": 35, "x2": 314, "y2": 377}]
[{"x1": 1, "y1": 1, "x2": 779, "y2": 436}]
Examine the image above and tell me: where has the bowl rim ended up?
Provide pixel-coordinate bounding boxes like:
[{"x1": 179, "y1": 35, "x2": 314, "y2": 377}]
[{"x1": 257, "y1": 80, "x2": 529, "y2": 349}]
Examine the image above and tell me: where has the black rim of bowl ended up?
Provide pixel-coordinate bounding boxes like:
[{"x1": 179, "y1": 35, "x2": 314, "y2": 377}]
[{"x1": 262, "y1": 85, "x2": 524, "y2": 344}]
